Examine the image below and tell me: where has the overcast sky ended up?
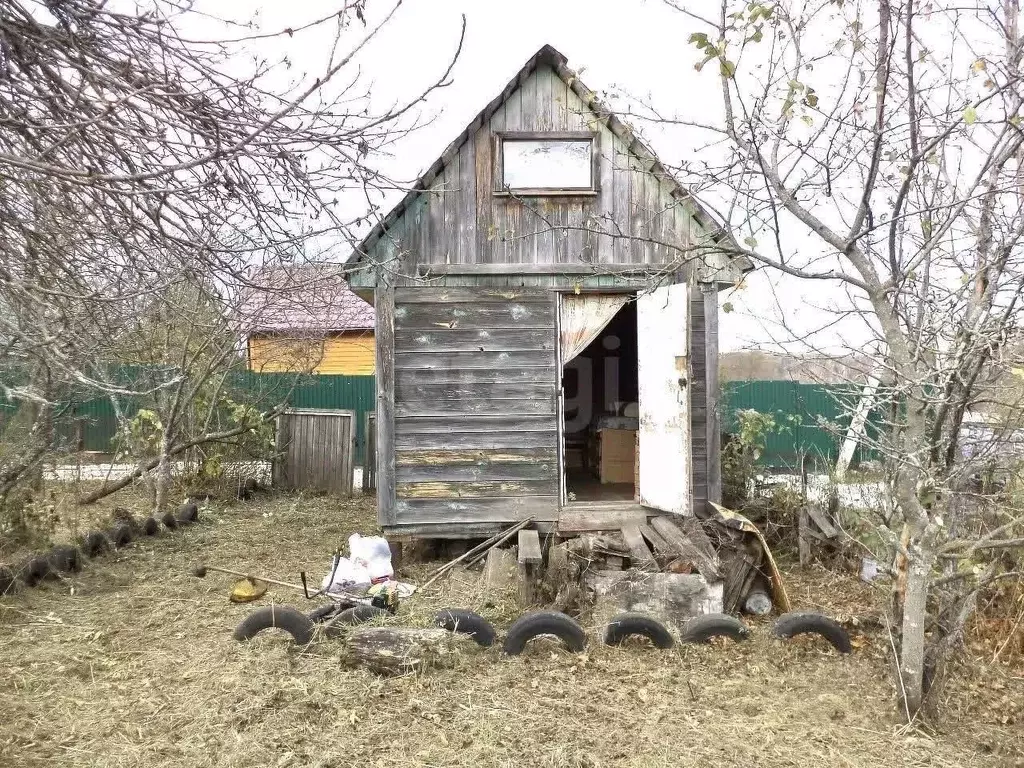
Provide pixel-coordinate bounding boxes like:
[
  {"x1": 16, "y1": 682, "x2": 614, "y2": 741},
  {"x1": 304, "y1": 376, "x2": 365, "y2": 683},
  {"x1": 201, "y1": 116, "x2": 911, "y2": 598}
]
[{"x1": 217, "y1": 0, "x2": 844, "y2": 353}]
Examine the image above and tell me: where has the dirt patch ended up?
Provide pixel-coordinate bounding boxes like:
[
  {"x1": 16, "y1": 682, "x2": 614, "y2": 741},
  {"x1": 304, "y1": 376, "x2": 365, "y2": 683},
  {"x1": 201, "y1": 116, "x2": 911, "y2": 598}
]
[{"x1": 1, "y1": 494, "x2": 1021, "y2": 767}]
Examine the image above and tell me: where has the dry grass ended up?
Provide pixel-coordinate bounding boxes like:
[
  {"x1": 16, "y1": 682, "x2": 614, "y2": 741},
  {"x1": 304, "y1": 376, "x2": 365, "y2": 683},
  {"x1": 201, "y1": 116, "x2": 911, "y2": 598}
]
[{"x1": 1, "y1": 493, "x2": 1022, "y2": 768}]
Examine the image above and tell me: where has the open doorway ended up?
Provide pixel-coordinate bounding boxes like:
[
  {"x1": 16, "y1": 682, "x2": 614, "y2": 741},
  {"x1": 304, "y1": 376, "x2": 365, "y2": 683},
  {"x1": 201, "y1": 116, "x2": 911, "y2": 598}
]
[{"x1": 561, "y1": 298, "x2": 638, "y2": 503}]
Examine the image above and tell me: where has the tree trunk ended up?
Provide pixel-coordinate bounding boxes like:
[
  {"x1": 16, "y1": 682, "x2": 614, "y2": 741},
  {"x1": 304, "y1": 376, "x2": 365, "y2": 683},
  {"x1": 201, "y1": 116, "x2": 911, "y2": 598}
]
[
  {"x1": 898, "y1": 524, "x2": 938, "y2": 716},
  {"x1": 152, "y1": 431, "x2": 172, "y2": 515}
]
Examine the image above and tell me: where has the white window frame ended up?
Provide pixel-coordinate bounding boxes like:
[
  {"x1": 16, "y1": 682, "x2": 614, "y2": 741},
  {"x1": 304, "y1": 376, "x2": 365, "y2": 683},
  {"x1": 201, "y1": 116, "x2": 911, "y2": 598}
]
[{"x1": 493, "y1": 131, "x2": 599, "y2": 196}]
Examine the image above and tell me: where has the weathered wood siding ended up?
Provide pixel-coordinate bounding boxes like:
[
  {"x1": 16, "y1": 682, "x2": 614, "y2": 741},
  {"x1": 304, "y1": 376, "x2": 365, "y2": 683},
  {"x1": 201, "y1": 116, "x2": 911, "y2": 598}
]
[
  {"x1": 390, "y1": 287, "x2": 559, "y2": 525},
  {"x1": 364, "y1": 65, "x2": 703, "y2": 274},
  {"x1": 688, "y1": 285, "x2": 708, "y2": 509}
]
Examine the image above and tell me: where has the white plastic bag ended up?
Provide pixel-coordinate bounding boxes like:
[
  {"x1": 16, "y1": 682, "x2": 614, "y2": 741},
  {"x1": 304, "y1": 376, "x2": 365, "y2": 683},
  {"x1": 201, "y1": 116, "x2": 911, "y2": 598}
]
[
  {"x1": 348, "y1": 533, "x2": 394, "y2": 584},
  {"x1": 322, "y1": 534, "x2": 394, "y2": 593},
  {"x1": 321, "y1": 556, "x2": 371, "y2": 592}
]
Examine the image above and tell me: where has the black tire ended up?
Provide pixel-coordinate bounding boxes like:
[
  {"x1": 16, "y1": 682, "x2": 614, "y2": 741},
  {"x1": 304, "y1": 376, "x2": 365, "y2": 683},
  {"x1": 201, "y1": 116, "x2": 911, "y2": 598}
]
[
  {"x1": 161, "y1": 511, "x2": 178, "y2": 530},
  {"x1": 108, "y1": 524, "x2": 132, "y2": 548},
  {"x1": 773, "y1": 611, "x2": 852, "y2": 654},
  {"x1": 307, "y1": 604, "x2": 345, "y2": 623},
  {"x1": 0, "y1": 565, "x2": 19, "y2": 596},
  {"x1": 81, "y1": 530, "x2": 109, "y2": 557},
  {"x1": 604, "y1": 612, "x2": 675, "y2": 649},
  {"x1": 48, "y1": 545, "x2": 82, "y2": 573},
  {"x1": 233, "y1": 604, "x2": 315, "y2": 645},
  {"x1": 142, "y1": 517, "x2": 159, "y2": 536},
  {"x1": 681, "y1": 613, "x2": 750, "y2": 644},
  {"x1": 433, "y1": 608, "x2": 496, "y2": 648},
  {"x1": 19, "y1": 555, "x2": 52, "y2": 586},
  {"x1": 176, "y1": 502, "x2": 199, "y2": 523},
  {"x1": 502, "y1": 611, "x2": 587, "y2": 656},
  {"x1": 334, "y1": 605, "x2": 389, "y2": 626}
]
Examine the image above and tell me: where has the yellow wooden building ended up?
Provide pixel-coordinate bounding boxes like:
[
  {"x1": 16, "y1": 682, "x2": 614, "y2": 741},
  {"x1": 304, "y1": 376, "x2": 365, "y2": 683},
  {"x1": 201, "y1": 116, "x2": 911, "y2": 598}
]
[
  {"x1": 242, "y1": 265, "x2": 376, "y2": 375},
  {"x1": 247, "y1": 330, "x2": 375, "y2": 375}
]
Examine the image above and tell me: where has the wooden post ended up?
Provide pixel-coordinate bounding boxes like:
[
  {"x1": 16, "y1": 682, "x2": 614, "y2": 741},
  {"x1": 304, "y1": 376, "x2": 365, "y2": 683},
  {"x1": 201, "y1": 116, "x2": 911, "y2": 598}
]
[
  {"x1": 703, "y1": 283, "x2": 722, "y2": 507},
  {"x1": 375, "y1": 284, "x2": 396, "y2": 525},
  {"x1": 798, "y1": 452, "x2": 811, "y2": 567},
  {"x1": 517, "y1": 529, "x2": 543, "y2": 605}
]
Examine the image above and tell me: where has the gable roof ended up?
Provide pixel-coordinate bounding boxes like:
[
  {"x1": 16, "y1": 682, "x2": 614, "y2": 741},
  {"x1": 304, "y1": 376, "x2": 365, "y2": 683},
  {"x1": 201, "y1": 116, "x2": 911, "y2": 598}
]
[
  {"x1": 347, "y1": 44, "x2": 751, "y2": 273},
  {"x1": 238, "y1": 263, "x2": 374, "y2": 335}
]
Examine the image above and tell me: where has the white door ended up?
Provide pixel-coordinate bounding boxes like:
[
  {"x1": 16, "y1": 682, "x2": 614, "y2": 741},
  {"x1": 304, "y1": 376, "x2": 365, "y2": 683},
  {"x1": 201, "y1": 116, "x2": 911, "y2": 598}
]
[{"x1": 637, "y1": 283, "x2": 691, "y2": 514}]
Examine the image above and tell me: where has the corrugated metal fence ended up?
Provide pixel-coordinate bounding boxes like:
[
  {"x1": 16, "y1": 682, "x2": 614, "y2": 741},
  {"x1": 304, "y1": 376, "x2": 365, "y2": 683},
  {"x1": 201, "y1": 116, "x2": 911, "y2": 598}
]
[
  {"x1": 723, "y1": 380, "x2": 884, "y2": 470},
  {"x1": 8, "y1": 372, "x2": 875, "y2": 473},
  {"x1": 62, "y1": 373, "x2": 376, "y2": 464}
]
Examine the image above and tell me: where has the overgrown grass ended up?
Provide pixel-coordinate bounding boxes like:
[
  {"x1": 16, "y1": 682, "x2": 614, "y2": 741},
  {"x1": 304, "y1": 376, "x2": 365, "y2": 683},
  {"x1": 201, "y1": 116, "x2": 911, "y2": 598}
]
[{"x1": 0, "y1": 493, "x2": 1021, "y2": 767}]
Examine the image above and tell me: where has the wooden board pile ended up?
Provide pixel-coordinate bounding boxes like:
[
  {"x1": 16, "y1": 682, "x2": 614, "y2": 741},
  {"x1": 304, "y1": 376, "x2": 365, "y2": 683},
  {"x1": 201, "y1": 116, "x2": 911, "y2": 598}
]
[{"x1": 552, "y1": 504, "x2": 787, "y2": 616}]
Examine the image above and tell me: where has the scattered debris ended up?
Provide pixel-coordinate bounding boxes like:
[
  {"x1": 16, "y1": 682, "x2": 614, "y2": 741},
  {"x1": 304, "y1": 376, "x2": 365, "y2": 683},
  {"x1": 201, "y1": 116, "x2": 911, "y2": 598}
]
[{"x1": 418, "y1": 519, "x2": 532, "y2": 592}]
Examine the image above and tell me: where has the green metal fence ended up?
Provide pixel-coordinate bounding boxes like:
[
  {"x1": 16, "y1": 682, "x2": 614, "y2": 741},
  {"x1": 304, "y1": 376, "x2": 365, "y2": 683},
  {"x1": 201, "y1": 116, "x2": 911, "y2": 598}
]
[
  {"x1": 66, "y1": 373, "x2": 377, "y2": 463},
  {"x1": 722, "y1": 380, "x2": 884, "y2": 471},
  {"x1": 6, "y1": 371, "x2": 878, "y2": 472}
]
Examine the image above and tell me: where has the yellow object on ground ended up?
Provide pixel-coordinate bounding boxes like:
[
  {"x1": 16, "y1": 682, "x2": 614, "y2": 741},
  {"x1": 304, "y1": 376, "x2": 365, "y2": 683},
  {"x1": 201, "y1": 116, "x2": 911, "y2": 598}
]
[
  {"x1": 229, "y1": 578, "x2": 268, "y2": 603},
  {"x1": 708, "y1": 501, "x2": 792, "y2": 612}
]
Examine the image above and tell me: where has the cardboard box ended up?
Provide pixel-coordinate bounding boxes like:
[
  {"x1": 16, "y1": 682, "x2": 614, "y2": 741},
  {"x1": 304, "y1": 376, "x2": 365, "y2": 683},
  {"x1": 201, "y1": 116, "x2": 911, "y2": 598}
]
[
  {"x1": 601, "y1": 458, "x2": 634, "y2": 484},
  {"x1": 600, "y1": 429, "x2": 636, "y2": 484}
]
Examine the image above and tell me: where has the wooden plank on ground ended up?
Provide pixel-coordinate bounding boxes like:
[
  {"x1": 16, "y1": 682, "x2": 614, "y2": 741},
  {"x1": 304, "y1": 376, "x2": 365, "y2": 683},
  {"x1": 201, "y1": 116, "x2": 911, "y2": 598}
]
[
  {"x1": 518, "y1": 529, "x2": 543, "y2": 564},
  {"x1": 805, "y1": 503, "x2": 840, "y2": 538},
  {"x1": 621, "y1": 524, "x2": 657, "y2": 570},
  {"x1": 638, "y1": 523, "x2": 671, "y2": 554},
  {"x1": 650, "y1": 516, "x2": 722, "y2": 580},
  {"x1": 557, "y1": 507, "x2": 647, "y2": 533},
  {"x1": 678, "y1": 516, "x2": 721, "y2": 577}
]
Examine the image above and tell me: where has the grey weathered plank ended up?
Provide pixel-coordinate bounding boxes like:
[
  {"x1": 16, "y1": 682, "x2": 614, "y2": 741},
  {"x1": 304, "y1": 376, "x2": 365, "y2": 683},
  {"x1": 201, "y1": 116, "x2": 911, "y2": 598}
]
[
  {"x1": 650, "y1": 516, "x2": 721, "y2": 580},
  {"x1": 440, "y1": 156, "x2": 458, "y2": 265},
  {"x1": 393, "y1": 496, "x2": 560, "y2": 524},
  {"x1": 395, "y1": 380, "x2": 554, "y2": 402},
  {"x1": 518, "y1": 529, "x2": 543, "y2": 564},
  {"x1": 457, "y1": 137, "x2": 475, "y2": 264},
  {"x1": 394, "y1": 328, "x2": 554, "y2": 352},
  {"x1": 397, "y1": 479, "x2": 556, "y2": 499},
  {"x1": 375, "y1": 286, "x2": 397, "y2": 525},
  {"x1": 557, "y1": 507, "x2": 647, "y2": 533},
  {"x1": 421, "y1": 263, "x2": 657, "y2": 275},
  {"x1": 394, "y1": 350, "x2": 553, "y2": 370},
  {"x1": 395, "y1": 286, "x2": 549, "y2": 303},
  {"x1": 395, "y1": 415, "x2": 555, "y2": 435},
  {"x1": 396, "y1": 460, "x2": 555, "y2": 484},
  {"x1": 702, "y1": 283, "x2": 722, "y2": 506},
  {"x1": 475, "y1": 121, "x2": 494, "y2": 264},
  {"x1": 805, "y1": 503, "x2": 840, "y2": 538},
  {"x1": 396, "y1": 367, "x2": 555, "y2": 385},
  {"x1": 638, "y1": 523, "x2": 672, "y2": 554},
  {"x1": 394, "y1": 430, "x2": 558, "y2": 451},
  {"x1": 688, "y1": 283, "x2": 708, "y2": 507},
  {"x1": 397, "y1": 447, "x2": 557, "y2": 466},
  {"x1": 395, "y1": 396, "x2": 555, "y2": 418},
  {"x1": 394, "y1": 301, "x2": 554, "y2": 329},
  {"x1": 621, "y1": 524, "x2": 658, "y2": 570}
]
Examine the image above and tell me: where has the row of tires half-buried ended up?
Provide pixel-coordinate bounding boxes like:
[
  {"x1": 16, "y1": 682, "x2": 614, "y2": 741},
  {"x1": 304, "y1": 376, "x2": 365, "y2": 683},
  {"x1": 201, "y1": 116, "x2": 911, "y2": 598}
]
[
  {"x1": 0, "y1": 502, "x2": 201, "y2": 596},
  {"x1": 234, "y1": 605, "x2": 853, "y2": 655}
]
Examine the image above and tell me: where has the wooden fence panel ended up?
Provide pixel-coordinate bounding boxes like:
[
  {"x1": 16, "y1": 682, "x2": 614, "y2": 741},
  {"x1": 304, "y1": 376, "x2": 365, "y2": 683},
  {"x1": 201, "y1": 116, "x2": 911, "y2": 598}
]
[{"x1": 274, "y1": 409, "x2": 356, "y2": 495}]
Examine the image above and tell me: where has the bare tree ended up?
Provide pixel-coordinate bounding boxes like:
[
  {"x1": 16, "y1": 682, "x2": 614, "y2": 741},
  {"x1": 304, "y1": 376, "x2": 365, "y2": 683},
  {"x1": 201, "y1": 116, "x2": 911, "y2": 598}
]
[
  {"x1": 0, "y1": 1, "x2": 462, "y2": 517},
  {"x1": 637, "y1": 0, "x2": 1024, "y2": 715}
]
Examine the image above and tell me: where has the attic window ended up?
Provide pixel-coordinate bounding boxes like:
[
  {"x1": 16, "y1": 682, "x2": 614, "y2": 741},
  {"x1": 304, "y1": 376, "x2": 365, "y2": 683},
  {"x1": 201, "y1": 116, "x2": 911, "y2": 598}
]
[{"x1": 496, "y1": 132, "x2": 598, "y2": 195}]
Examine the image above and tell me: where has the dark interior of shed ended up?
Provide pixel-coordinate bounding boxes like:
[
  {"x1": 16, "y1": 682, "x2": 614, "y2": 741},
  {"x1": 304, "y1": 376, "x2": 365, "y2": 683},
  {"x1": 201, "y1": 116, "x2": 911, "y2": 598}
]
[{"x1": 562, "y1": 300, "x2": 638, "y2": 502}]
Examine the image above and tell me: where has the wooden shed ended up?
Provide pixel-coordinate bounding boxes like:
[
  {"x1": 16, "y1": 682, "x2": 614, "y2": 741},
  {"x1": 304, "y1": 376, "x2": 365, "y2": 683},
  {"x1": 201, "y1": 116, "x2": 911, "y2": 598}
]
[{"x1": 348, "y1": 45, "x2": 752, "y2": 539}]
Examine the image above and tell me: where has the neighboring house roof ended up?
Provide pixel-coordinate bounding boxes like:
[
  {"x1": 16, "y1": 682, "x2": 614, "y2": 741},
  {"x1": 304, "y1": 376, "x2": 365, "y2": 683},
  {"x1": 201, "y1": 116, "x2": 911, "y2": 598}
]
[
  {"x1": 346, "y1": 44, "x2": 752, "y2": 273},
  {"x1": 238, "y1": 264, "x2": 374, "y2": 335}
]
